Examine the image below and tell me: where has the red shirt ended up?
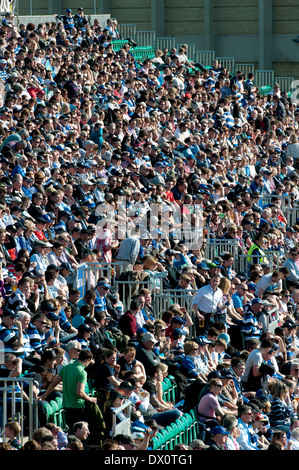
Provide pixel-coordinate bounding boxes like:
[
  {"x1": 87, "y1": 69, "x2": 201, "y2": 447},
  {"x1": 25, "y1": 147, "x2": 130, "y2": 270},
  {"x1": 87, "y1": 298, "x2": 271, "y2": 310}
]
[{"x1": 118, "y1": 311, "x2": 137, "y2": 339}]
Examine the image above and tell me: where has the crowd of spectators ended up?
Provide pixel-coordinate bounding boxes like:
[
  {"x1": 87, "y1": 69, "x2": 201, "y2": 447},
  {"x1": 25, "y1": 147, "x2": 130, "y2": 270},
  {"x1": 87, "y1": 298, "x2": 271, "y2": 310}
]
[{"x1": 1, "y1": 7, "x2": 299, "y2": 451}]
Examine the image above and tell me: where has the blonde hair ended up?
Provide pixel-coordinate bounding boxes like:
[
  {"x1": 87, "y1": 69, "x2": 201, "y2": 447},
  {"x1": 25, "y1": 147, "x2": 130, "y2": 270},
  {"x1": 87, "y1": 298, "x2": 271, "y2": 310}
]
[
  {"x1": 143, "y1": 256, "x2": 158, "y2": 270},
  {"x1": 219, "y1": 277, "x2": 231, "y2": 295},
  {"x1": 5, "y1": 421, "x2": 22, "y2": 436},
  {"x1": 184, "y1": 341, "x2": 198, "y2": 355}
]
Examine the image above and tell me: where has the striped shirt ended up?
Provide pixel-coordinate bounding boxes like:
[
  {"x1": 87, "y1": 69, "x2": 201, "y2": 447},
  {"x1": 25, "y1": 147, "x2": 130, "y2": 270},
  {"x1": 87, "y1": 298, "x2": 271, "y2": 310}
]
[
  {"x1": 241, "y1": 303, "x2": 262, "y2": 341},
  {"x1": 27, "y1": 322, "x2": 47, "y2": 354},
  {"x1": 6, "y1": 288, "x2": 29, "y2": 312}
]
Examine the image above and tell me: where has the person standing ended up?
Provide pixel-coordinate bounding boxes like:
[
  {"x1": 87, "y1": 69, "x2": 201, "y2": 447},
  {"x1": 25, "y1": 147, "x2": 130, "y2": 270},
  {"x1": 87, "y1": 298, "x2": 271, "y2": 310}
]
[
  {"x1": 40, "y1": 349, "x2": 97, "y2": 430},
  {"x1": 192, "y1": 274, "x2": 224, "y2": 335}
]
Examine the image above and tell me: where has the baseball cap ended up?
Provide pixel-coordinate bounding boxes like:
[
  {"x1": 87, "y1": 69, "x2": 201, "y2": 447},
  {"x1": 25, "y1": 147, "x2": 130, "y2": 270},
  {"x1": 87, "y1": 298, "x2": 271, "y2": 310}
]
[
  {"x1": 119, "y1": 381, "x2": 135, "y2": 391},
  {"x1": 220, "y1": 368, "x2": 234, "y2": 379},
  {"x1": 114, "y1": 434, "x2": 139, "y2": 447},
  {"x1": 251, "y1": 298, "x2": 268, "y2": 306},
  {"x1": 165, "y1": 248, "x2": 176, "y2": 256},
  {"x1": 172, "y1": 328, "x2": 187, "y2": 340},
  {"x1": 282, "y1": 320, "x2": 297, "y2": 329},
  {"x1": 96, "y1": 281, "x2": 111, "y2": 289},
  {"x1": 59, "y1": 262, "x2": 72, "y2": 271},
  {"x1": 254, "y1": 413, "x2": 268, "y2": 422},
  {"x1": 210, "y1": 426, "x2": 230, "y2": 436},
  {"x1": 140, "y1": 332, "x2": 158, "y2": 344},
  {"x1": 2, "y1": 308, "x2": 18, "y2": 317},
  {"x1": 189, "y1": 439, "x2": 209, "y2": 449},
  {"x1": 41, "y1": 302, "x2": 58, "y2": 312},
  {"x1": 109, "y1": 389, "x2": 126, "y2": 401},
  {"x1": 197, "y1": 262, "x2": 209, "y2": 270},
  {"x1": 46, "y1": 311, "x2": 59, "y2": 321},
  {"x1": 194, "y1": 335, "x2": 212, "y2": 346},
  {"x1": 77, "y1": 324, "x2": 93, "y2": 333}
]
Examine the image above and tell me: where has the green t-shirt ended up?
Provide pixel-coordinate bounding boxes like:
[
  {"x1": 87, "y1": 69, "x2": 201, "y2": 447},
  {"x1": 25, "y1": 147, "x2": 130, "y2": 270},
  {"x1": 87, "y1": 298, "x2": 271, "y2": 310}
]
[{"x1": 59, "y1": 361, "x2": 87, "y2": 409}]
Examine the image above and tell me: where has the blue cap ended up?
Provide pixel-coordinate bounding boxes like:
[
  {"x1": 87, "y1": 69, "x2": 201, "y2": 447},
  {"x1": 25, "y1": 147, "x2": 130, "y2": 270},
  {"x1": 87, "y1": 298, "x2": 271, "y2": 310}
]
[
  {"x1": 247, "y1": 282, "x2": 256, "y2": 291},
  {"x1": 210, "y1": 426, "x2": 230, "y2": 436},
  {"x1": 195, "y1": 335, "x2": 212, "y2": 346},
  {"x1": 97, "y1": 281, "x2": 111, "y2": 289},
  {"x1": 197, "y1": 262, "x2": 209, "y2": 270},
  {"x1": 170, "y1": 316, "x2": 186, "y2": 325}
]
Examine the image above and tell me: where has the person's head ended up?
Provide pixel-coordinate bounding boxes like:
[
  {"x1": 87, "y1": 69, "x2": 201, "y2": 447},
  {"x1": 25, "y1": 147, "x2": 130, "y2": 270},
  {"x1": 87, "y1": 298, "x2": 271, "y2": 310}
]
[
  {"x1": 100, "y1": 349, "x2": 117, "y2": 366},
  {"x1": 4, "y1": 421, "x2": 21, "y2": 439},
  {"x1": 238, "y1": 404, "x2": 253, "y2": 423},
  {"x1": 221, "y1": 414, "x2": 239, "y2": 437},
  {"x1": 148, "y1": 364, "x2": 164, "y2": 382},
  {"x1": 210, "y1": 273, "x2": 221, "y2": 289},
  {"x1": 123, "y1": 346, "x2": 136, "y2": 364},
  {"x1": 72, "y1": 422, "x2": 90, "y2": 442},
  {"x1": 140, "y1": 332, "x2": 158, "y2": 350},
  {"x1": 209, "y1": 425, "x2": 229, "y2": 447},
  {"x1": 231, "y1": 357, "x2": 245, "y2": 377},
  {"x1": 65, "y1": 340, "x2": 82, "y2": 359},
  {"x1": 270, "y1": 380, "x2": 290, "y2": 400},
  {"x1": 271, "y1": 429, "x2": 288, "y2": 446},
  {"x1": 184, "y1": 341, "x2": 199, "y2": 356},
  {"x1": 68, "y1": 288, "x2": 81, "y2": 303},
  {"x1": 78, "y1": 349, "x2": 93, "y2": 366},
  {"x1": 209, "y1": 378, "x2": 224, "y2": 395},
  {"x1": 40, "y1": 434, "x2": 58, "y2": 450},
  {"x1": 17, "y1": 276, "x2": 32, "y2": 298}
]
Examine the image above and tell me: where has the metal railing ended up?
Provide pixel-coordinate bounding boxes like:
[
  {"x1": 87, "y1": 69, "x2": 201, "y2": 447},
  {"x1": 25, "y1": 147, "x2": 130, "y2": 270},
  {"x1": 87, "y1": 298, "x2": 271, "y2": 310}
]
[
  {"x1": 75, "y1": 261, "x2": 126, "y2": 298},
  {"x1": 238, "y1": 250, "x2": 281, "y2": 273},
  {"x1": 204, "y1": 238, "x2": 243, "y2": 271},
  {"x1": 255, "y1": 70, "x2": 275, "y2": 88},
  {"x1": 216, "y1": 57, "x2": 235, "y2": 73},
  {"x1": 194, "y1": 50, "x2": 215, "y2": 67},
  {"x1": 275, "y1": 77, "x2": 294, "y2": 93},
  {"x1": 136, "y1": 31, "x2": 156, "y2": 48},
  {"x1": 176, "y1": 43, "x2": 196, "y2": 62},
  {"x1": 153, "y1": 289, "x2": 198, "y2": 336},
  {"x1": 114, "y1": 279, "x2": 157, "y2": 311},
  {"x1": 235, "y1": 63, "x2": 255, "y2": 77},
  {"x1": 0, "y1": 377, "x2": 38, "y2": 444},
  {"x1": 259, "y1": 194, "x2": 292, "y2": 211},
  {"x1": 111, "y1": 400, "x2": 132, "y2": 437},
  {"x1": 156, "y1": 37, "x2": 176, "y2": 51},
  {"x1": 118, "y1": 24, "x2": 137, "y2": 41},
  {"x1": 285, "y1": 206, "x2": 299, "y2": 226}
]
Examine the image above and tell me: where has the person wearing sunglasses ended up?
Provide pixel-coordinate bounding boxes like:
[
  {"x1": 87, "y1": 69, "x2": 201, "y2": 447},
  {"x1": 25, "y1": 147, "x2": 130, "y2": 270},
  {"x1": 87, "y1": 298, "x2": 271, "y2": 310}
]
[{"x1": 197, "y1": 377, "x2": 236, "y2": 428}]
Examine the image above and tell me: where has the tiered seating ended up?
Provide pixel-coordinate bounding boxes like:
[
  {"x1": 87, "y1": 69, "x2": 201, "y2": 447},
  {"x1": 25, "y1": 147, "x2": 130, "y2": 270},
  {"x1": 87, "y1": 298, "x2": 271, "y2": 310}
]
[{"x1": 42, "y1": 376, "x2": 199, "y2": 449}]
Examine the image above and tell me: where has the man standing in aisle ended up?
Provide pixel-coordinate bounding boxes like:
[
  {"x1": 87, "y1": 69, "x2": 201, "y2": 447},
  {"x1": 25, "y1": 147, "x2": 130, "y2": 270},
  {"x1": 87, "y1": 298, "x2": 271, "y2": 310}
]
[
  {"x1": 40, "y1": 349, "x2": 97, "y2": 430},
  {"x1": 192, "y1": 273, "x2": 224, "y2": 335}
]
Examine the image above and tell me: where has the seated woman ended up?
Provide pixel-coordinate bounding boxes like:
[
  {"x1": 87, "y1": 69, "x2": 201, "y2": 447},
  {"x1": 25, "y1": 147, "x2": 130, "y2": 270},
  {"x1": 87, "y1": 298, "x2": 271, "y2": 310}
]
[
  {"x1": 93, "y1": 349, "x2": 122, "y2": 405},
  {"x1": 180, "y1": 340, "x2": 208, "y2": 383},
  {"x1": 268, "y1": 380, "x2": 297, "y2": 433},
  {"x1": 117, "y1": 346, "x2": 146, "y2": 384}
]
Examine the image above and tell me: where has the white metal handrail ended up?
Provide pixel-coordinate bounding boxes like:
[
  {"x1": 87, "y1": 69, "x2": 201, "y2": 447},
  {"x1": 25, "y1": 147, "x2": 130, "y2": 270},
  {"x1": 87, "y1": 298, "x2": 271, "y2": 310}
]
[
  {"x1": 111, "y1": 399, "x2": 132, "y2": 437},
  {"x1": 0, "y1": 377, "x2": 38, "y2": 444}
]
